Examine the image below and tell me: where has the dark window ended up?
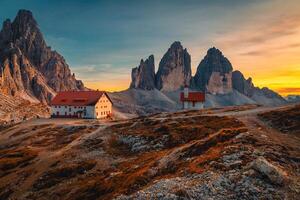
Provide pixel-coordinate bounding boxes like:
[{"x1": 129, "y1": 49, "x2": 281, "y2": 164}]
[
  {"x1": 56, "y1": 111, "x2": 59, "y2": 116},
  {"x1": 69, "y1": 107, "x2": 71, "y2": 112},
  {"x1": 192, "y1": 102, "x2": 195, "y2": 107}
]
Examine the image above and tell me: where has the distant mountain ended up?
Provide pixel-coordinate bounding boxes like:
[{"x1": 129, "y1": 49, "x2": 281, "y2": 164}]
[
  {"x1": 232, "y1": 70, "x2": 286, "y2": 106},
  {"x1": 285, "y1": 95, "x2": 300, "y2": 103},
  {"x1": 130, "y1": 55, "x2": 156, "y2": 90},
  {"x1": 155, "y1": 41, "x2": 192, "y2": 91},
  {"x1": 0, "y1": 10, "x2": 84, "y2": 103},
  {"x1": 120, "y1": 42, "x2": 286, "y2": 116},
  {"x1": 193, "y1": 47, "x2": 233, "y2": 94},
  {"x1": 130, "y1": 41, "x2": 192, "y2": 91}
]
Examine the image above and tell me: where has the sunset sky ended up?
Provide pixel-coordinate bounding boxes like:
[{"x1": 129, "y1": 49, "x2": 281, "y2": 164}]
[{"x1": 1, "y1": 0, "x2": 300, "y2": 95}]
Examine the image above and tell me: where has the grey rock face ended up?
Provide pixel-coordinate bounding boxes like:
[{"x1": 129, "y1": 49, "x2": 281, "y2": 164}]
[
  {"x1": 194, "y1": 47, "x2": 233, "y2": 94},
  {"x1": 232, "y1": 70, "x2": 286, "y2": 105},
  {"x1": 0, "y1": 9, "x2": 84, "y2": 103},
  {"x1": 130, "y1": 55, "x2": 156, "y2": 90},
  {"x1": 155, "y1": 41, "x2": 191, "y2": 91},
  {"x1": 232, "y1": 70, "x2": 255, "y2": 97}
]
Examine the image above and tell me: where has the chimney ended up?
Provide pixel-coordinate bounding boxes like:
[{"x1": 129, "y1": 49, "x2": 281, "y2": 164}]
[{"x1": 184, "y1": 85, "x2": 189, "y2": 98}]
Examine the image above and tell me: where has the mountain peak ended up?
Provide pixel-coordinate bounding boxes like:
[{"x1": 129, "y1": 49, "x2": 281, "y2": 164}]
[
  {"x1": 14, "y1": 9, "x2": 37, "y2": 27},
  {"x1": 17, "y1": 9, "x2": 33, "y2": 18},
  {"x1": 194, "y1": 47, "x2": 233, "y2": 94},
  {"x1": 0, "y1": 9, "x2": 84, "y2": 103},
  {"x1": 155, "y1": 41, "x2": 191, "y2": 91},
  {"x1": 170, "y1": 41, "x2": 183, "y2": 49},
  {"x1": 130, "y1": 55, "x2": 156, "y2": 90},
  {"x1": 207, "y1": 47, "x2": 223, "y2": 56}
]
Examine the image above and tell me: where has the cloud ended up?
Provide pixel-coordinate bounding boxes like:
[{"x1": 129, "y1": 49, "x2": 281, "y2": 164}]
[
  {"x1": 276, "y1": 87, "x2": 300, "y2": 95},
  {"x1": 219, "y1": 13, "x2": 300, "y2": 48},
  {"x1": 72, "y1": 65, "x2": 130, "y2": 83},
  {"x1": 239, "y1": 42, "x2": 300, "y2": 56}
]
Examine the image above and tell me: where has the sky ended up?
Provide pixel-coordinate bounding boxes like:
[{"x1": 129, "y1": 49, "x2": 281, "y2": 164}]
[{"x1": 0, "y1": 0, "x2": 300, "y2": 95}]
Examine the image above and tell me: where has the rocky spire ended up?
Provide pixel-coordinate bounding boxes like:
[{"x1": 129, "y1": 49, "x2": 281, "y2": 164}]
[
  {"x1": 232, "y1": 70, "x2": 255, "y2": 96},
  {"x1": 0, "y1": 9, "x2": 84, "y2": 103},
  {"x1": 155, "y1": 41, "x2": 191, "y2": 91},
  {"x1": 194, "y1": 47, "x2": 233, "y2": 94},
  {"x1": 130, "y1": 55, "x2": 156, "y2": 90}
]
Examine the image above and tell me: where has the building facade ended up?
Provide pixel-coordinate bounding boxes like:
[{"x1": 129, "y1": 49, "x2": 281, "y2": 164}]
[
  {"x1": 50, "y1": 91, "x2": 112, "y2": 119},
  {"x1": 180, "y1": 87, "x2": 205, "y2": 110}
]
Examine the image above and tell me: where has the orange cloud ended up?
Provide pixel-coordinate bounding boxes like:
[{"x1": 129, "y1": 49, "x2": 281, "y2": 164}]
[{"x1": 275, "y1": 88, "x2": 300, "y2": 95}]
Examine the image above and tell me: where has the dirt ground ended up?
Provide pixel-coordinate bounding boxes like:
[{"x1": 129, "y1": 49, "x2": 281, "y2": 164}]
[{"x1": 0, "y1": 104, "x2": 299, "y2": 199}]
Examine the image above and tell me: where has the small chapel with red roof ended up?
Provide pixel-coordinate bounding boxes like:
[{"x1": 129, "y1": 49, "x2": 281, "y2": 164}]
[{"x1": 180, "y1": 86, "x2": 205, "y2": 110}]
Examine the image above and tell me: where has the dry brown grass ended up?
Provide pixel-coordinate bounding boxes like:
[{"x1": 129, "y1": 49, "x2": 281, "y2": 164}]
[
  {"x1": 0, "y1": 147, "x2": 38, "y2": 176},
  {"x1": 0, "y1": 112, "x2": 251, "y2": 200},
  {"x1": 109, "y1": 115, "x2": 245, "y2": 153},
  {"x1": 258, "y1": 104, "x2": 300, "y2": 136},
  {"x1": 33, "y1": 160, "x2": 96, "y2": 190}
]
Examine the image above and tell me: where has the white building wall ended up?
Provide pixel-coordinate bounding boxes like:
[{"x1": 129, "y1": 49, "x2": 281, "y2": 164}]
[
  {"x1": 51, "y1": 105, "x2": 95, "y2": 119},
  {"x1": 95, "y1": 94, "x2": 112, "y2": 119},
  {"x1": 183, "y1": 101, "x2": 204, "y2": 110}
]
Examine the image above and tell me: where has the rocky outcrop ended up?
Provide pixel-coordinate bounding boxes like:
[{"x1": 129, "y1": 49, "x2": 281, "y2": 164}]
[
  {"x1": 130, "y1": 55, "x2": 155, "y2": 90},
  {"x1": 155, "y1": 41, "x2": 191, "y2": 91},
  {"x1": 194, "y1": 47, "x2": 233, "y2": 94},
  {"x1": 232, "y1": 70, "x2": 286, "y2": 105},
  {"x1": 0, "y1": 9, "x2": 84, "y2": 103},
  {"x1": 232, "y1": 70, "x2": 255, "y2": 97}
]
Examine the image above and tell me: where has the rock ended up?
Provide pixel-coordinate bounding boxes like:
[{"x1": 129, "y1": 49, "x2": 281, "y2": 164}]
[
  {"x1": 130, "y1": 55, "x2": 156, "y2": 90},
  {"x1": 194, "y1": 47, "x2": 233, "y2": 94},
  {"x1": 232, "y1": 70, "x2": 286, "y2": 106},
  {"x1": 251, "y1": 156, "x2": 287, "y2": 185},
  {"x1": 155, "y1": 41, "x2": 192, "y2": 91},
  {"x1": 232, "y1": 70, "x2": 255, "y2": 97},
  {"x1": 0, "y1": 9, "x2": 84, "y2": 103}
]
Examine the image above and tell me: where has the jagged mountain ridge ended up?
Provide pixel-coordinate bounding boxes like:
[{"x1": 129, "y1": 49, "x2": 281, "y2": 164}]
[
  {"x1": 124, "y1": 42, "x2": 286, "y2": 116},
  {"x1": 130, "y1": 41, "x2": 192, "y2": 91},
  {"x1": 0, "y1": 10, "x2": 84, "y2": 103}
]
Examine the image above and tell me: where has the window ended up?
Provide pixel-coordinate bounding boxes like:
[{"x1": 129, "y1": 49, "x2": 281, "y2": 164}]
[
  {"x1": 74, "y1": 106, "x2": 77, "y2": 109},
  {"x1": 65, "y1": 112, "x2": 67, "y2": 116},
  {"x1": 192, "y1": 102, "x2": 195, "y2": 107},
  {"x1": 69, "y1": 107, "x2": 71, "y2": 112},
  {"x1": 65, "y1": 106, "x2": 67, "y2": 109},
  {"x1": 56, "y1": 111, "x2": 59, "y2": 116},
  {"x1": 96, "y1": 112, "x2": 98, "y2": 116}
]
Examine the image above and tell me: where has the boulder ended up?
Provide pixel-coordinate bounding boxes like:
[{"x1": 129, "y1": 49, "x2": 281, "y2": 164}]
[{"x1": 251, "y1": 156, "x2": 287, "y2": 185}]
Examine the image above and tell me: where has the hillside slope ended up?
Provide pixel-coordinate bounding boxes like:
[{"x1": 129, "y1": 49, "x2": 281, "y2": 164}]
[
  {"x1": 0, "y1": 93, "x2": 49, "y2": 125},
  {"x1": 0, "y1": 104, "x2": 299, "y2": 199}
]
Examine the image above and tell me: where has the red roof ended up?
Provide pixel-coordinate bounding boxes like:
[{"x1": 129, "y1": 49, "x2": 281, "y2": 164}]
[
  {"x1": 180, "y1": 92, "x2": 205, "y2": 102},
  {"x1": 50, "y1": 91, "x2": 112, "y2": 106}
]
